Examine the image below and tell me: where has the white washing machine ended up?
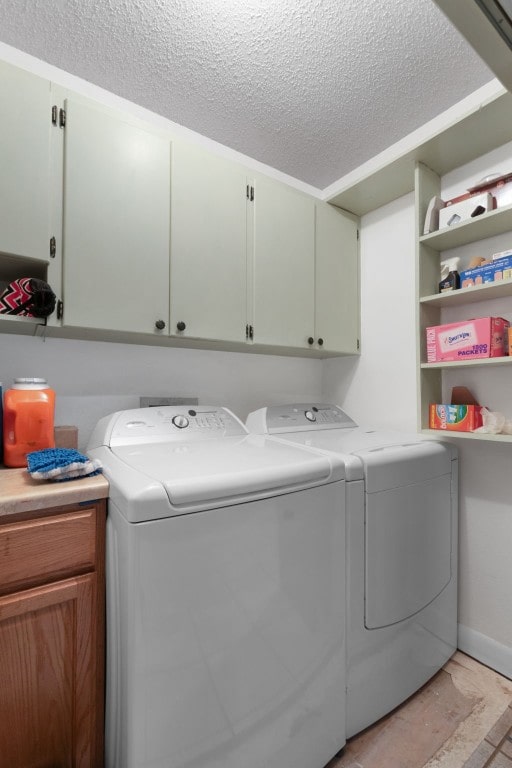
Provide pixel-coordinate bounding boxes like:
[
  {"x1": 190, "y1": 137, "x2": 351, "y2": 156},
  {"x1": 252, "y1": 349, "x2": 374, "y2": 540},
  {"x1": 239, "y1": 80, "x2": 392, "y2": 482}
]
[
  {"x1": 87, "y1": 405, "x2": 347, "y2": 768},
  {"x1": 246, "y1": 403, "x2": 458, "y2": 738}
]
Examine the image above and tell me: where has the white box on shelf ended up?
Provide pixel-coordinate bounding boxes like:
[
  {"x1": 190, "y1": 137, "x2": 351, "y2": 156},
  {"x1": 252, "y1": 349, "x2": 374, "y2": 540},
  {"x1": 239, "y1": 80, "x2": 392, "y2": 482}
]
[{"x1": 438, "y1": 192, "x2": 494, "y2": 229}]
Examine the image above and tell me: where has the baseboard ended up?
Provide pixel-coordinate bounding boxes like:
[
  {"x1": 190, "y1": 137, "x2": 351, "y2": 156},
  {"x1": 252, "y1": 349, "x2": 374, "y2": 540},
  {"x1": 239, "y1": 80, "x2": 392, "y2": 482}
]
[{"x1": 458, "y1": 623, "x2": 512, "y2": 680}]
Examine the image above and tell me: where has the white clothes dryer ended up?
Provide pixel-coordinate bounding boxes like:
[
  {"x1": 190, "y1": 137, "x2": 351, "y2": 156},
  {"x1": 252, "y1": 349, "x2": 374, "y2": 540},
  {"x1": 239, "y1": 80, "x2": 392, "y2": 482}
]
[
  {"x1": 87, "y1": 405, "x2": 347, "y2": 768},
  {"x1": 246, "y1": 403, "x2": 458, "y2": 738}
]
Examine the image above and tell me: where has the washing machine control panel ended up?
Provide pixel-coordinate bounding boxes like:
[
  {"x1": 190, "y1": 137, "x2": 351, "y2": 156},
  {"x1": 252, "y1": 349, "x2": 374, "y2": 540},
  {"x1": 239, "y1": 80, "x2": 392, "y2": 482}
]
[
  {"x1": 105, "y1": 406, "x2": 247, "y2": 445},
  {"x1": 246, "y1": 403, "x2": 358, "y2": 433}
]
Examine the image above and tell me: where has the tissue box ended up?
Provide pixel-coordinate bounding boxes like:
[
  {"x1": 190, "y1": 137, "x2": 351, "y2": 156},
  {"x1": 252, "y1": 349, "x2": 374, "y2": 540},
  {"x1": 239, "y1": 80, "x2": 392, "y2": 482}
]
[
  {"x1": 426, "y1": 317, "x2": 509, "y2": 362},
  {"x1": 429, "y1": 404, "x2": 483, "y2": 432}
]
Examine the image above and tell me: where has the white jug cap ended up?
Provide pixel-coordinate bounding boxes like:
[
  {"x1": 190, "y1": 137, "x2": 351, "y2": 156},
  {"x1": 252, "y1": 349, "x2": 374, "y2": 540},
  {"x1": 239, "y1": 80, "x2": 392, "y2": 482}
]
[{"x1": 13, "y1": 377, "x2": 49, "y2": 389}]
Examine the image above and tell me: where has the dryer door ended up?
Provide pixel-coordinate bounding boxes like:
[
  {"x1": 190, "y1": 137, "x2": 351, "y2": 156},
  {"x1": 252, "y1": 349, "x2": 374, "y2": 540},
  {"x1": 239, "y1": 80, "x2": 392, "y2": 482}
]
[{"x1": 362, "y1": 442, "x2": 453, "y2": 630}]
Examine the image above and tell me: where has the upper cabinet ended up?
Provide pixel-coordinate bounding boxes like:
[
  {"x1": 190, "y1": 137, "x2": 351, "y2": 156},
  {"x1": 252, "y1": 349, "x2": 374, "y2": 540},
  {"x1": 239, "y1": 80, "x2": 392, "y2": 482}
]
[
  {"x1": 251, "y1": 175, "x2": 316, "y2": 349},
  {"x1": 60, "y1": 95, "x2": 171, "y2": 334},
  {"x1": 170, "y1": 140, "x2": 248, "y2": 343},
  {"x1": 0, "y1": 61, "x2": 51, "y2": 262},
  {"x1": 315, "y1": 203, "x2": 360, "y2": 355},
  {"x1": 170, "y1": 145, "x2": 360, "y2": 355},
  {"x1": 0, "y1": 59, "x2": 360, "y2": 357}
]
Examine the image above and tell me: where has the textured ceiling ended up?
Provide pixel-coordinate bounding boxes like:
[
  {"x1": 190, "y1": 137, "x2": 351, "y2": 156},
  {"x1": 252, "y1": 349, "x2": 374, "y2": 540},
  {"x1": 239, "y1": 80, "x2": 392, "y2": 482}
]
[{"x1": 0, "y1": 0, "x2": 494, "y2": 189}]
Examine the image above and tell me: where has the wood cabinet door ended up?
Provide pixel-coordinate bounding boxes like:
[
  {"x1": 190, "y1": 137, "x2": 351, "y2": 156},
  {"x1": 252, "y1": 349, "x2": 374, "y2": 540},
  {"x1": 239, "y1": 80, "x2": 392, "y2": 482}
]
[
  {"x1": 62, "y1": 96, "x2": 171, "y2": 334},
  {"x1": 170, "y1": 140, "x2": 248, "y2": 342},
  {"x1": 0, "y1": 573, "x2": 102, "y2": 768},
  {"x1": 0, "y1": 61, "x2": 51, "y2": 261},
  {"x1": 251, "y1": 175, "x2": 315, "y2": 348},
  {"x1": 315, "y1": 203, "x2": 360, "y2": 354}
]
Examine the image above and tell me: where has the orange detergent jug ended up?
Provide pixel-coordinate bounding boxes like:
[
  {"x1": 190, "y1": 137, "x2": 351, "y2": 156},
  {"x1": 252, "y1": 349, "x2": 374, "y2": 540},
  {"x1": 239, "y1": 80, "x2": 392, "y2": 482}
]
[{"x1": 3, "y1": 378, "x2": 55, "y2": 467}]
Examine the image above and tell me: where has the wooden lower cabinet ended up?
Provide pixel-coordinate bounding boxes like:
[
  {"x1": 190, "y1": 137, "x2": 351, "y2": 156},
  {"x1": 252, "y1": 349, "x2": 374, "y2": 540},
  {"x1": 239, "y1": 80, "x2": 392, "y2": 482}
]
[{"x1": 0, "y1": 500, "x2": 106, "y2": 768}]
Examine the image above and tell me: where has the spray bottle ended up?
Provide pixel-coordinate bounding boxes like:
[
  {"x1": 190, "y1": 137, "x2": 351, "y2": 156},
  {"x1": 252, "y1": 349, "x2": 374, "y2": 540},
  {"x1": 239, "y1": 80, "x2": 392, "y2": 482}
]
[{"x1": 438, "y1": 257, "x2": 461, "y2": 293}]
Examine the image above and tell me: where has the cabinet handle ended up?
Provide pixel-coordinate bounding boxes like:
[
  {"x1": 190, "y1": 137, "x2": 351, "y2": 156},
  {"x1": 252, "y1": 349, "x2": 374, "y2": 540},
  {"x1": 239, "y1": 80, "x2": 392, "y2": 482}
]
[
  {"x1": 317, "y1": 338, "x2": 324, "y2": 346},
  {"x1": 155, "y1": 319, "x2": 166, "y2": 330},
  {"x1": 176, "y1": 321, "x2": 186, "y2": 332},
  {"x1": 308, "y1": 337, "x2": 314, "y2": 345}
]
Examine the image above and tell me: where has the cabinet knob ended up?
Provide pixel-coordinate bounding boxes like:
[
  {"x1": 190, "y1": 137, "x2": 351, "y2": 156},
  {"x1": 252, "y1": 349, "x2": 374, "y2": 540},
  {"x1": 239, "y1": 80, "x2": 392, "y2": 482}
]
[
  {"x1": 155, "y1": 319, "x2": 166, "y2": 330},
  {"x1": 317, "y1": 338, "x2": 324, "y2": 346},
  {"x1": 176, "y1": 321, "x2": 186, "y2": 332},
  {"x1": 308, "y1": 337, "x2": 314, "y2": 345}
]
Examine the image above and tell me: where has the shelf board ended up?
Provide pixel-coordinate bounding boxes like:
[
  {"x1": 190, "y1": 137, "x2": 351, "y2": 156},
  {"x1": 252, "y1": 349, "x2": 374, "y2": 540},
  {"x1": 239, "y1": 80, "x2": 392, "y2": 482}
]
[
  {"x1": 420, "y1": 203, "x2": 512, "y2": 251},
  {"x1": 421, "y1": 356, "x2": 512, "y2": 370},
  {"x1": 0, "y1": 314, "x2": 46, "y2": 336},
  {"x1": 421, "y1": 428, "x2": 512, "y2": 443},
  {"x1": 420, "y1": 278, "x2": 512, "y2": 307},
  {"x1": 325, "y1": 85, "x2": 512, "y2": 216}
]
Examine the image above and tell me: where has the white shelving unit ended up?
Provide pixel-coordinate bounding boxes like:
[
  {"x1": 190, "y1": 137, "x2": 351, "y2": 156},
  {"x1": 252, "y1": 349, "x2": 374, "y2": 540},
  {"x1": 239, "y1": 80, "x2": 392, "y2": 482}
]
[
  {"x1": 416, "y1": 163, "x2": 512, "y2": 443},
  {"x1": 420, "y1": 278, "x2": 512, "y2": 308},
  {"x1": 326, "y1": 82, "x2": 512, "y2": 444},
  {"x1": 420, "y1": 428, "x2": 512, "y2": 443}
]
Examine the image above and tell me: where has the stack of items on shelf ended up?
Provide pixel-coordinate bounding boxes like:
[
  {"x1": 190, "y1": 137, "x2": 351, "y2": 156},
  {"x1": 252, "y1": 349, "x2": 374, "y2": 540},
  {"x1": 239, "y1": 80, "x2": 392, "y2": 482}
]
[
  {"x1": 429, "y1": 386, "x2": 483, "y2": 432},
  {"x1": 438, "y1": 250, "x2": 512, "y2": 295},
  {"x1": 427, "y1": 318, "x2": 512, "y2": 433},
  {"x1": 460, "y1": 250, "x2": 512, "y2": 287},
  {"x1": 424, "y1": 171, "x2": 512, "y2": 234},
  {"x1": 426, "y1": 316, "x2": 509, "y2": 363},
  {"x1": 429, "y1": 387, "x2": 512, "y2": 435}
]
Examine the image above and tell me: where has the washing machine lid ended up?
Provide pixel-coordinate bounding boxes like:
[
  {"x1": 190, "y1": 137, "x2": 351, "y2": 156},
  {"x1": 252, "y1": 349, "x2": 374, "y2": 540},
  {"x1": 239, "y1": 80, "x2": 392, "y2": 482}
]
[
  {"x1": 88, "y1": 406, "x2": 344, "y2": 520},
  {"x1": 246, "y1": 404, "x2": 456, "y2": 483}
]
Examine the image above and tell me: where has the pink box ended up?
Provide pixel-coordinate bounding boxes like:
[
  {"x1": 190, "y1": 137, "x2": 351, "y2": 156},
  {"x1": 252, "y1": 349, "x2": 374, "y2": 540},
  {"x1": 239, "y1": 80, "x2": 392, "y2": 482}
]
[{"x1": 426, "y1": 317, "x2": 509, "y2": 362}]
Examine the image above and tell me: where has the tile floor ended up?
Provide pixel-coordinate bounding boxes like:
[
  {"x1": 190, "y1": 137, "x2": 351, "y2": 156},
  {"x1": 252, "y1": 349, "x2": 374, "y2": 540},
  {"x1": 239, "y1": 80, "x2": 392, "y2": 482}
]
[
  {"x1": 462, "y1": 707, "x2": 512, "y2": 768},
  {"x1": 327, "y1": 652, "x2": 512, "y2": 768}
]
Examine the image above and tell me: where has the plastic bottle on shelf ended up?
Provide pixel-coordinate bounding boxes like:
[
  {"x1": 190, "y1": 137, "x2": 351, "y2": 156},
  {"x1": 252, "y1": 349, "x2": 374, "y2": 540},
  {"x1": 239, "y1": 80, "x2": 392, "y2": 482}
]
[
  {"x1": 3, "y1": 378, "x2": 55, "y2": 468},
  {"x1": 438, "y1": 257, "x2": 461, "y2": 293}
]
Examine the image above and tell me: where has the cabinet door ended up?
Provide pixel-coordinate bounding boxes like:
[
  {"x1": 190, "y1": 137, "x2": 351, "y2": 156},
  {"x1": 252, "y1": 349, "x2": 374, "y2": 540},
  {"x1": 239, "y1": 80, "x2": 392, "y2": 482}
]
[
  {"x1": 251, "y1": 176, "x2": 315, "y2": 348},
  {"x1": 0, "y1": 574, "x2": 101, "y2": 768},
  {"x1": 315, "y1": 203, "x2": 360, "y2": 354},
  {"x1": 0, "y1": 61, "x2": 50, "y2": 261},
  {"x1": 62, "y1": 97, "x2": 170, "y2": 334},
  {"x1": 170, "y1": 141, "x2": 248, "y2": 342}
]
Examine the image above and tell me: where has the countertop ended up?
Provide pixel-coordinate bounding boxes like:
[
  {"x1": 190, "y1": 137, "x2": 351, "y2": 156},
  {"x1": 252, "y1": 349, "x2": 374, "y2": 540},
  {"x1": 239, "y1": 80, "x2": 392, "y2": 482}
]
[{"x1": 0, "y1": 467, "x2": 109, "y2": 517}]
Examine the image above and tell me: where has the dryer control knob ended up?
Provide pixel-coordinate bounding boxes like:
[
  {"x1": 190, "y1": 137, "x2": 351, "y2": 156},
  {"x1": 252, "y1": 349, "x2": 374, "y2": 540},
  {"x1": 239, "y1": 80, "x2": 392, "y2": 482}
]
[
  {"x1": 172, "y1": 414, "x2": 189, "y2": 429},
  {"x1": 305, "y1": 410, "x2": 316, "y2": 422}
]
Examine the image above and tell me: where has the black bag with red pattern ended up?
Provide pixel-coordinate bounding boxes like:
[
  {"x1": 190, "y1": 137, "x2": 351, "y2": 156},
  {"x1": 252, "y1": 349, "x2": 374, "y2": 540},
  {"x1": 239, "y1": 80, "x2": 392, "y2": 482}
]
[{"x1": 0, "y1": 277, "x2": 56, "y2": 318}]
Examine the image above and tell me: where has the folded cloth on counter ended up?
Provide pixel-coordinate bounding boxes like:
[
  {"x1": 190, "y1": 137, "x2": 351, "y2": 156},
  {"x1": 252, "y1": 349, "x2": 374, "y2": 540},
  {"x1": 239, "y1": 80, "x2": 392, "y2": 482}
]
[{"x1": 26, "y1": 448, "x2": 102, "y2": 482}]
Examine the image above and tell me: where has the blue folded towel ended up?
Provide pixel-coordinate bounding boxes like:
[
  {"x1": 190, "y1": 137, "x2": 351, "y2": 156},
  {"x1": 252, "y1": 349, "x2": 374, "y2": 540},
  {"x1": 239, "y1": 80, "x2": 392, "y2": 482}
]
[{"x1": 26, "y1": 448, "x2": 102, "y2": 482}]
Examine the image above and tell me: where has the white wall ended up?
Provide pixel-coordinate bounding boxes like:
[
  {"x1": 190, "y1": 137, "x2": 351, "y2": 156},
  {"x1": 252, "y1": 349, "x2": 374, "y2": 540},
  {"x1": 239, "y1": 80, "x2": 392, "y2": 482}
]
[
  {"x1": 323, "y1": 174, "x2": 512, "y2": 679},
  {"x1": 322, "y1": 192, "x2": 417, "y2": 432},
  {"x1": 0, "y1": 334, "x2": 322, "y2": 449}
]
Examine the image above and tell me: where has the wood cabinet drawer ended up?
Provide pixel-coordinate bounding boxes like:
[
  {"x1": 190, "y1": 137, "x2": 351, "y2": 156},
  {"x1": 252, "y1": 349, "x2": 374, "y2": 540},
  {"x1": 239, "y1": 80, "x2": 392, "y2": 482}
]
[{"x1": 0, "y1": 507, "x2": 97, "y2": 594}]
